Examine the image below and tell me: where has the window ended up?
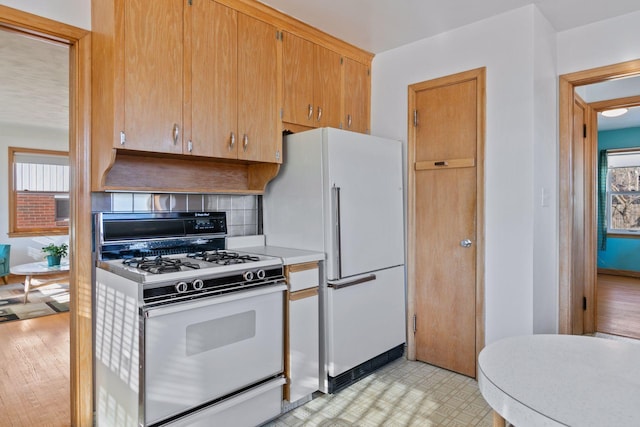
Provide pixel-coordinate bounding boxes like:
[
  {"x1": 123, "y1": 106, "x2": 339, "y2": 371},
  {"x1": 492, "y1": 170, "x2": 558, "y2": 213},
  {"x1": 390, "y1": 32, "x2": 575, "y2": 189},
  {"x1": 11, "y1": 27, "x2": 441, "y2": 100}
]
[
  {"x1": 607, "y1": 149, "x2": 640, "y2": 235},
  {"x1": 8, "y1": 147, "x2": 69, "y2": 237}
]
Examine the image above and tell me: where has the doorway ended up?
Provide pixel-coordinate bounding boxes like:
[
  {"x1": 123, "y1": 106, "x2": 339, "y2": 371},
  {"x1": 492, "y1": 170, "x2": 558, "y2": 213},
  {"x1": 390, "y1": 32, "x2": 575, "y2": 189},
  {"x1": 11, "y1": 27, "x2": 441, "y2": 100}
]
[
  {"x1": 559, "y1": 59, "x2": 640, "y2": 336},
  {"x1": 406, "y1": 68, "x2": 485, "y2": 377},
  {"x1": 0, "y1": 6, "x2": 92, "y2": 426},
  {"x1": 582, "y1": 93, "x2": 640, "y2": 338}
]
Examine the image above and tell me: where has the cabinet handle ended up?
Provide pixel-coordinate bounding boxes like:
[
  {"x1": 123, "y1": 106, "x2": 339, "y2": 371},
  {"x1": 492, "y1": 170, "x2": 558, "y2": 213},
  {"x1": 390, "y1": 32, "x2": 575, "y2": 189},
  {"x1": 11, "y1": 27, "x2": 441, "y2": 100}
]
[
  {"x1": 187, "y1": 140, "x2": 193, "y2": 152},
  {"x1": 172, "y1": 124, "x2": 179, "y2": 145},
  {"x1": 307, "y1": 104, "x2": 313, "y2": 120},
  {"x1": 317, "y1": 106, "x2": 322, "y2": 122},
  {"x1": 229, "y1": 132, "x2": 236, "y2": 150},
  {"x1": 243, "y1": 134, "x2": 248, "y2": 152},
  {"x1": 347, "y1": 114, "x2": 352, "y2": 128}
]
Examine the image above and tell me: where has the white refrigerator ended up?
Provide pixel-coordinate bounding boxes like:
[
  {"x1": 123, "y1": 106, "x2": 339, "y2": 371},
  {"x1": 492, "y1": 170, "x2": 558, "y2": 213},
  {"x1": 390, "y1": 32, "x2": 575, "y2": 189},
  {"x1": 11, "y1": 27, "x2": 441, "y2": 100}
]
[{"x1": 263, "y1": 127, "x2": 405, "y2": 393}]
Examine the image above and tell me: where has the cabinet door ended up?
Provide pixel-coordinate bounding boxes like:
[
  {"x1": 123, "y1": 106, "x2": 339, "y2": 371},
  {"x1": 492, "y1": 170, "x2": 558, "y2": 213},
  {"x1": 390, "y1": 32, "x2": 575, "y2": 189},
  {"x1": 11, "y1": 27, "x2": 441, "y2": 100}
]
[
  {"x1": 282, "y1": 32, "x2": 314, "y2": 127},
  {"x1": 289, "y1": 291, "x2": 319, "y2": 402},
  {"x1": 343, "y1": 58, "x2": 370, "y2": 134},
  {"x1": 124, "y1": 0, "x2": 184, "y2": 153},
  {"x1": 237, "y1": 14, "x2": 281, "y2": 163},
  {"x1": 190, "y1": 1, "x2": 238, "y2": 159},
  {"x1": 314, "y1": 45, "x2": 341, "y2": 128}
]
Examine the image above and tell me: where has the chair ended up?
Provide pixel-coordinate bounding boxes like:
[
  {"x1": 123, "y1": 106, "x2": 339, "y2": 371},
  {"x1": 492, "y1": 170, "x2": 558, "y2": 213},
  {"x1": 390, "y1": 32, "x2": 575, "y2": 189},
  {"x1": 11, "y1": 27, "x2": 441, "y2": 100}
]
[{"x1": 0, "y1": 244, "x2": 10, "y2": 284}]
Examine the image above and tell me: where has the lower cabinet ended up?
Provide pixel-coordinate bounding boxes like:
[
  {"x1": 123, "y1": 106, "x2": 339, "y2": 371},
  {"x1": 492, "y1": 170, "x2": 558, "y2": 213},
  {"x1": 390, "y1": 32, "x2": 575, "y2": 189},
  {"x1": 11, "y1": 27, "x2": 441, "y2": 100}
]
[{"x1": 285, "y1": 262, "x2": 320, "y2": 402}]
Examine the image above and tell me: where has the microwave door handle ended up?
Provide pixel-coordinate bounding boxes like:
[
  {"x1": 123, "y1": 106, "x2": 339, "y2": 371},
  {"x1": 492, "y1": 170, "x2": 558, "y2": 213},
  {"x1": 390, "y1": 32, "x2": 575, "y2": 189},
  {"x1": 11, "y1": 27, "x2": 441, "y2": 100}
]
[
  {"x1": 332, "y1": 185, "x2": 342, "y2": 279},
  {"x1": 328, "y1": 273, "x2": 376, "y2": 290}
]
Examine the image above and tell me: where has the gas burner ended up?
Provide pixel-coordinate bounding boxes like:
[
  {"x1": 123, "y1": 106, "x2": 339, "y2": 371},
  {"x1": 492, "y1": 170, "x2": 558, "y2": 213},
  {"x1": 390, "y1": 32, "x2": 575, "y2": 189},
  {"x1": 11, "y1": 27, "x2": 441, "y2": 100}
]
[
  {"x1": 123, "y1": 256, "x2": 201, "y2": 274},
  {"x1": 188, "y1": 250, "x2": 260, "y2": 265}
]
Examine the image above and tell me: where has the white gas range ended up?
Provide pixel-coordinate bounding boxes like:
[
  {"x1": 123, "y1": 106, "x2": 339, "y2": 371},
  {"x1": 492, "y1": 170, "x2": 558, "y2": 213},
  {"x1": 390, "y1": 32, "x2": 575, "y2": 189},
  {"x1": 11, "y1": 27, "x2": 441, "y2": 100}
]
[{"x1": 93, "y1": 212, "x2": 287, "y2": 427}]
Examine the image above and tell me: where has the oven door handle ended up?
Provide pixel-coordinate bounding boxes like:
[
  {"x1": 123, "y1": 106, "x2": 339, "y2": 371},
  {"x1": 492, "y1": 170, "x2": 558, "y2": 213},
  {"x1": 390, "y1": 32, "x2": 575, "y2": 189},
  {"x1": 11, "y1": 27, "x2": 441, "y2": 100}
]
[{"x1": 142, "y1": 283, "x2": 287, "y2": 318}]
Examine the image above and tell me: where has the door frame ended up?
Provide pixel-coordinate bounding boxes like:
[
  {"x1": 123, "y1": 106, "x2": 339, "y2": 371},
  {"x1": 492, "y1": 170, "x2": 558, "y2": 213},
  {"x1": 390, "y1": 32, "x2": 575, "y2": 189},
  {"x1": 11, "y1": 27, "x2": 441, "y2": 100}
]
[
  {"x1": 406, "y1": 67, "x2": 486, "y2": 364},
  {"x1": 0, "y1": 6, "x2": 92, "y2": 426},
  {"x1": 569, "y1": 92, "x2": 596, "y2": 335},
  {"x1": 559, "y1": 59, "x2": 640, "y2": 334}
]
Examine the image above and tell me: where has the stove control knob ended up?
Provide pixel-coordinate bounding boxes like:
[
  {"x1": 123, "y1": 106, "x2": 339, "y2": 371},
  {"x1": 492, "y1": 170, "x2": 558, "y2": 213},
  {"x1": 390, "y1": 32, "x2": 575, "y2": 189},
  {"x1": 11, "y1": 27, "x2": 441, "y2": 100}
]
[
  {"x1": 243, "y1": 271, "x2": 254, "y2": 281},
  {"x1": 256, "y1": 269, "x2": 266, "y2": 280},
  {"x1": 192, "y1": 279, "x2": 204, "y2": 290},
  {"x1": 175, "y1": 281, "x2": 188, "y2": 293}
]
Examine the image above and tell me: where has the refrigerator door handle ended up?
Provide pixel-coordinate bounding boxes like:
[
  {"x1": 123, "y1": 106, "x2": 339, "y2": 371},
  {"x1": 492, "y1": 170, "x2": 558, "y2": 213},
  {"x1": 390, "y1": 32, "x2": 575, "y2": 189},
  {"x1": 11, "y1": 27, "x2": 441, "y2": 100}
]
[
  {"x1": 327, "y1": 273, "x2": 376, "y2": 290},
  {"x1": 332, "y1": 185, "x2": 342, "y2": 279}
]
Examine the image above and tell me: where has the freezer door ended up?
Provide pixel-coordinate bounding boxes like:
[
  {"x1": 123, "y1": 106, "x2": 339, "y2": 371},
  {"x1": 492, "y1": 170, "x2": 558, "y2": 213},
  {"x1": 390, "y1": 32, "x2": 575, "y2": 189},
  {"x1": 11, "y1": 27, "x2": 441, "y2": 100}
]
[
  {"x1": 325, "y1": 129, "x2": 404, "y2": 279},
  {"x1": 325, "y1": 265, "x2": 406, "y2": 377}
]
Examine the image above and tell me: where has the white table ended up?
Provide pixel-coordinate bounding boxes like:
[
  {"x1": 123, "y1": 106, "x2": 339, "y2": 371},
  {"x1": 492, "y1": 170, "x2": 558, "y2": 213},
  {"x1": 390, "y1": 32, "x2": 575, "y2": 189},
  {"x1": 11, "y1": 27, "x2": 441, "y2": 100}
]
[
  {"x1": 478, "y1": 334, "x2": 640, "y2": 426},
  {"x1": 10, "y1": 261, "x2": 69, "y2": 304}
]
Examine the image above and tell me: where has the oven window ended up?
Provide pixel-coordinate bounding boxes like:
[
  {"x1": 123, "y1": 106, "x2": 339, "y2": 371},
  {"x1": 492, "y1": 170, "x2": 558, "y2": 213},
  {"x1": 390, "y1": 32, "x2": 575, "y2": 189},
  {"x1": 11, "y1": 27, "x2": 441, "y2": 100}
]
[{"x1": 186, "y1": 310, "x2": 256, "y2": 356}]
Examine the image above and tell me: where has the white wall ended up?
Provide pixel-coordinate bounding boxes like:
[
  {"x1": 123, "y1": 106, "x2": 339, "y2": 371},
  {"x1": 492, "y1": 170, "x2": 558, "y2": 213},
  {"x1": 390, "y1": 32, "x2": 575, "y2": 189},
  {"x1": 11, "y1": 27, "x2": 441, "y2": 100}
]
[
  {"x1": 0, "y1": 123, "x2": 70, "y2": 266},
  {"x1": 372, "y1": 6, "x2": 545, "y2": 344},
  {"x1": 557, "y1": 10, "x2": 640, "y2": 75},
  {"x1": 0, "y1": 0, "x2": 90, "y2": 29},
  {"x1": 532, "y1": 8, "x2": 559, "y2": 334}
]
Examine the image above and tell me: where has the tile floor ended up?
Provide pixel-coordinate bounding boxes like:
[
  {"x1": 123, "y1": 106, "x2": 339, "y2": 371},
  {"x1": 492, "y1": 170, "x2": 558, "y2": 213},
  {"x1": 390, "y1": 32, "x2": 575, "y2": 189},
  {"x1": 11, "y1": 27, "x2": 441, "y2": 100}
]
[{"x1": 267, "y1": 357, "x2": 493, "y2": 427}]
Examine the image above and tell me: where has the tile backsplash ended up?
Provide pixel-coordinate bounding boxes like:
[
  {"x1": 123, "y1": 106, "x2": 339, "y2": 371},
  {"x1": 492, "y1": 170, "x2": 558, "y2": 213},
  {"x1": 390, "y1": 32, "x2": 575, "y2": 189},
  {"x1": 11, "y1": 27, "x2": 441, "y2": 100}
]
[{"x1": 92, "y1": 193, "x2": 260, "y2": 236}]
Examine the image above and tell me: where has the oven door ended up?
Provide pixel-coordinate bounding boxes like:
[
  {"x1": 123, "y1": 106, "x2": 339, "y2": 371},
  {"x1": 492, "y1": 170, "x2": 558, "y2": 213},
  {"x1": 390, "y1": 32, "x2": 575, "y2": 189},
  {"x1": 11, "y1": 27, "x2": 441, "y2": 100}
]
[{"x1": 142, "y1": 284, "x2": 286, "y2": 426}]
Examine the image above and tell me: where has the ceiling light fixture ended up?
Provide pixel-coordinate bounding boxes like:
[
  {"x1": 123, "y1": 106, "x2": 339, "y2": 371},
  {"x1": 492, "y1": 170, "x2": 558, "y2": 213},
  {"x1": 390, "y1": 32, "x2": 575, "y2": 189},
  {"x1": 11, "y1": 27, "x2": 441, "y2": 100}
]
[{"x1": 601, "y1": 108, "x2": 629, "y2": 117}]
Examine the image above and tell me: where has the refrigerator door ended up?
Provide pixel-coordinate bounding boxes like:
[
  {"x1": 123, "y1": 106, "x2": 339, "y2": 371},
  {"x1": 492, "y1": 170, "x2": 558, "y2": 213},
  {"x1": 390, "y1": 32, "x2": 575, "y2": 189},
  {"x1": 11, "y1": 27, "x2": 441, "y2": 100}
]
[
  {"x1": 263, "y1": 129, "x2": 326, "y2": 253},
  {"x1": 324, "y1": 128, "x2": 404, "y2": 279},
  {"x1": 325, "y1": 265, "x2": 405, "y2": 377}
]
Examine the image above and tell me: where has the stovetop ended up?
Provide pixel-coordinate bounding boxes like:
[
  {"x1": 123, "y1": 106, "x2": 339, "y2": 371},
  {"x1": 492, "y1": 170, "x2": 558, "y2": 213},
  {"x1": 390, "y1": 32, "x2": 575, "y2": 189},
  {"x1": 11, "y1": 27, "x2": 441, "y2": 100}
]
[{"x1": 98, "y1": 250, "x2": 282, "y2": 285}]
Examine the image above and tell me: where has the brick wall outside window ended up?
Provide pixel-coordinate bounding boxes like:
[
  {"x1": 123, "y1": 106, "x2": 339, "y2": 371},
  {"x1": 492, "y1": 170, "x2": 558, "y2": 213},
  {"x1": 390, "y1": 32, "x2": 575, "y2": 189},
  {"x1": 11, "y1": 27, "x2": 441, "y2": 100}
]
[{"x1": 16, "y1": 192, "x2": 68, "y2": 229}]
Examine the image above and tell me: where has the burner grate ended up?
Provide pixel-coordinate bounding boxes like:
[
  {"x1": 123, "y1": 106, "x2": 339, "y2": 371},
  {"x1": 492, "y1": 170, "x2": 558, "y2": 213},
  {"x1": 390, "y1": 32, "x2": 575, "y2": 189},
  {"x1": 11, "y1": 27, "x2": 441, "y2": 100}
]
[
  {"x1": 123, "y1": 256, "x2": 201, "y2": 274},
  {"x1": 188, "y1": 250, "x2": 260, "y2": 265}
]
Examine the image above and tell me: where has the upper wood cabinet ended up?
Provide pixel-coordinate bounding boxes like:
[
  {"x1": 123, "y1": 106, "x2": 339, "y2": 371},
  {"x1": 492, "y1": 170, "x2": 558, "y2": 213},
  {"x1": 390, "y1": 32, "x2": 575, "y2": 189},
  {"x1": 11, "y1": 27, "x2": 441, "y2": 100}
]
[
  {"x1": 122, "y1": 0, "x2": 185, "y2": 154},
  {"x1": 91, "y1": 0, "x2": 372, "y2": 192},
  {"x1": 314, "y1": 45, "x2": 342, "y2": 128},
  {"x1": 343, "y1": 57, "x2": 371, "y2": 134},
  {"x1": 93, "y1": 0, "x2": 188, "y2": 156},
  {"x1": 93, "y1": 0, "x2": 280, "y2": 162},
  {"x1": 282, "y1": 32, "x2": 341, "y2": 129},
  {"x1": 237, "y1": 13, "x2": 280, "y2": 163},
  {"x1": 189, "y1": 2, "x2": 280, "y2": 163},
  {"x1": 188, "y1": 0, "x2": 238, "y2": 159}
]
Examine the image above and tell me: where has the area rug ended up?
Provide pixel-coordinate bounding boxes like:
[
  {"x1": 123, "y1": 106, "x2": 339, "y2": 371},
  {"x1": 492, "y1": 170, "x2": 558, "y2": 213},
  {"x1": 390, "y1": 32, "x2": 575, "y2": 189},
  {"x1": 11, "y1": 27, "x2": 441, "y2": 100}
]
[{"x1": 0, "y1": 282, "x2": 69, "y2": 323}]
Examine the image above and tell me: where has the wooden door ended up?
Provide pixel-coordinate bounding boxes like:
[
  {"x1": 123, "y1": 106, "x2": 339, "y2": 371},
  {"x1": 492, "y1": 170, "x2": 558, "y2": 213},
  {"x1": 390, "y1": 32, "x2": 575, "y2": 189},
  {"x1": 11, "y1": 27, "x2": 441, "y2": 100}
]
[
  {"x1": 343, "y1": 57, "x2": 370, "y2": 134},
  {"x1": 571, "y1": 95, "x2": 588, "y2": 335},
  {"x1": 237, "y1": 13, "x2": 281, "y2": 163},
  {"x1": 314, "y1": 45, "x2": 341, "y2": 128},
  {"x1": 124, "y1": 0, "x2": 183, "y2": 154},
  {"x1": 282, "y1": 31, "x2": 314, "y2": 127},
  {"x1": 409, "y1": 69, "x2": 485, "y2": 378},
  {"x1": 189, "y1": 0, "x2": 238, "y2": 159}
]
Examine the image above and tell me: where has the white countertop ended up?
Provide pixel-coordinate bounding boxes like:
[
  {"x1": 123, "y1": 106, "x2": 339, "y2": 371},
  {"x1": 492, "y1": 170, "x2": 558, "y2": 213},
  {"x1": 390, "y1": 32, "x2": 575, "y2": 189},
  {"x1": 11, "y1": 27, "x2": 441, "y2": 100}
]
[
  {"x1": 237, "y1": 246, "x2": 324, "y2": 266},
  {"x1": 478, "y1": 334, "x2": 640, "y2": 427},
  {"x1": 227, "y1": 235, "x2": 324, "y2": 265}
]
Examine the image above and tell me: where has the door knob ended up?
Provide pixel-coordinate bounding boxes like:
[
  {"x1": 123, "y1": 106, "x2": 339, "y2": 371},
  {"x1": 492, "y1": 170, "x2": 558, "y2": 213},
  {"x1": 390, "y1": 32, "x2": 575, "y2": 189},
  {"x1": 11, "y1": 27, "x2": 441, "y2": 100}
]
[{"x1": 460, "y1": 239, "x2": 473, "y2": 248}]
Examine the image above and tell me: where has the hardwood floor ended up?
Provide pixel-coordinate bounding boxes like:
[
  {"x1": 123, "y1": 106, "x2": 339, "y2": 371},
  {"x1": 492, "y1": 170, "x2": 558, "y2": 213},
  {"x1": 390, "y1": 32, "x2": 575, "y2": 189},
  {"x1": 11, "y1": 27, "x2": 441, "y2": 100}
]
[
  {"x1": 597, "y1": 274, "x2": 640, "y2": 340},
  {"x1": 0, "y1": 312, "x2": 70, "y2": 426}
]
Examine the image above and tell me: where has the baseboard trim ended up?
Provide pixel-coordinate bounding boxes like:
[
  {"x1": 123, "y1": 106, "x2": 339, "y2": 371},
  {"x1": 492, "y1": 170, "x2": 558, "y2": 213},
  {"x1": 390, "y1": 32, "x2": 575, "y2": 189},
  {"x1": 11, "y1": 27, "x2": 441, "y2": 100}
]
[{"x1": 598, "y1": 268, "x2": 640, "y2": 279}]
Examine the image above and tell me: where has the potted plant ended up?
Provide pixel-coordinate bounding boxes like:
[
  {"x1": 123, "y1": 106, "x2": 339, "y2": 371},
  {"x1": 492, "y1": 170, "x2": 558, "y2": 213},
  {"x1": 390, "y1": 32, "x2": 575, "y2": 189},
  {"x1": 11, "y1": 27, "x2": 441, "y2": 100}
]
[{"x1": 42, "y1": 243, "x2": 68, "y2": 267}]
